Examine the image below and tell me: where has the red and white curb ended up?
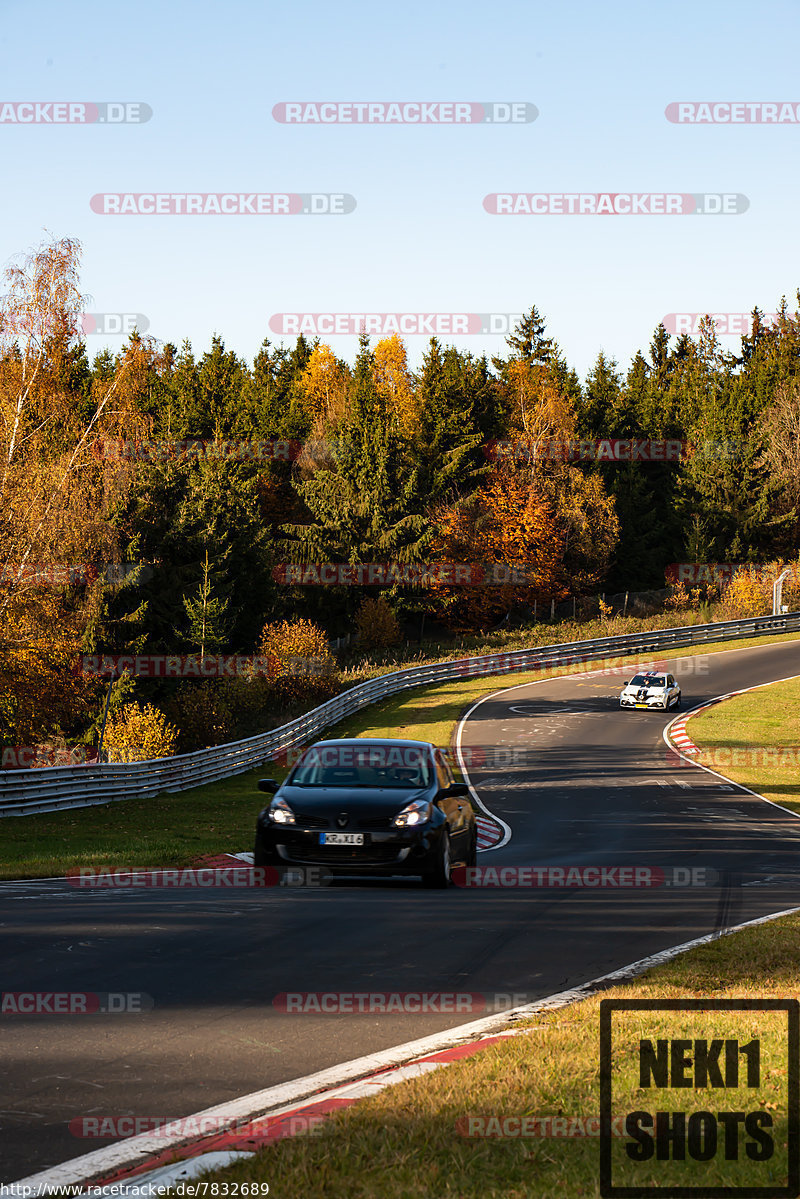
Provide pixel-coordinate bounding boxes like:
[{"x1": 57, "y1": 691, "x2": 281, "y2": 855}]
[
  {"x1": 668, "y1": 711, "x2": 705, "y2": 756},
  {"x1": 663, "y1": 673, "x2": 800, "y2": 824},
  {"x1": 666, "y1": 690, "x2": 753, "y2": 758},
  {"x1": 664, "y1": 673, "x2": 800, "y2": 767},
  {"x1": 475, "y1": 816, "x2": 503, "y2": 849},
  {"x1": 13, "y1": 904, "x2": 800, "y2": 1195},
  {"x1": 194, "y1": 852, "x2": 256, "y2": 869}
]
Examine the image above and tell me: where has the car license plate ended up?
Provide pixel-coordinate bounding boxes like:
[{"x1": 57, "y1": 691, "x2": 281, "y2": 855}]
[
  {"x1": 319, "y1": 832, "x2": 364, "y2": 846},
  {"x1": 634, "y1": 703, "x2": 649, "y2": 708}
]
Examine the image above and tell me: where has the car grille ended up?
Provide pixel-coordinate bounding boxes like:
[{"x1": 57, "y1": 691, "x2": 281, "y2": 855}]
[
  {"x1": 357, "y1": 816, "x2": 393, "y2": 830},
  {"x1": 293, "y1": 812, "x2": 329, "y2": 829}
]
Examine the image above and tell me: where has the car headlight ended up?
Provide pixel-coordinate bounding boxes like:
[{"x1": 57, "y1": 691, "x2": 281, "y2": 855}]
[
  {"x1": 392, "y1": 798, "x2": 433, "y2": 828},
  {"x1": 268, "y1": 797, "x2": 296, "y2": 825}
]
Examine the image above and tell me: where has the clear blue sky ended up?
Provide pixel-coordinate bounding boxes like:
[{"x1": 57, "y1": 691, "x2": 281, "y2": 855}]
[{"x1": 2, "y1": 0, "x2": 798, "y2": 381}]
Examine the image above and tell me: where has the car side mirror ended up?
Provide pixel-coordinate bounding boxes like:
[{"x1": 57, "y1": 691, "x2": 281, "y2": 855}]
[
  {"x1": 442, "y1": 783, "x2": 469, "y2": 798},
  {"x1": 258, "y1": 779, "x2": 280, "y2": 794}
]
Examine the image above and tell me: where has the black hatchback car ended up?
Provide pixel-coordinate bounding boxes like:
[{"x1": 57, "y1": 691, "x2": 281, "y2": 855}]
[{"x1": 254, "y1": 738, "x2": 477, "y2": 887}]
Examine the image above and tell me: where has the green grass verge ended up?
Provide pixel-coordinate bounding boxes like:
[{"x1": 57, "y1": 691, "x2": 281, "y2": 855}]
[
  {"x1": 2, "y1": 631, "x2": 799, "y2": 880},
  {"x1": 687, "y1": 672, "x2": 800, "y2": 815},
  {"x1": 340, "y1": 606, "x2": 762, "y2": 679},
  {"x1": 180, "y1": 912, "x2": 800, "y2": 1199}
]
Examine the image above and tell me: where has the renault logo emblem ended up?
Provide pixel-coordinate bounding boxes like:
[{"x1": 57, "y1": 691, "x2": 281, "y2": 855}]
[{"x1": 336, "y1": 812, "x2": 349, "y2": 828}]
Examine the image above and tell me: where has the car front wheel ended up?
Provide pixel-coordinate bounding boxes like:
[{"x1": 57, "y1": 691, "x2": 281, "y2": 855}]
[
  {"x1": 254, "y1": 833, "x2": 276, "y2": 869},
  {"x1": 422, "y1": 829, "x2": 452, "y2": 889}
]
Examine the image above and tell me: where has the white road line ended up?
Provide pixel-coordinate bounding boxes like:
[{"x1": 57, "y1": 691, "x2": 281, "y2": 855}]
[
  {"x1": 662, "y1": 673, "x2": 800, "y2": 824},
  {"x1": 14, "y1": 903, "x2": 800, "y2": 1192}
]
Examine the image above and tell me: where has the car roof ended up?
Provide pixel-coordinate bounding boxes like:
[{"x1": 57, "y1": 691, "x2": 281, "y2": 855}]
[{"x1": 310, "y1": 738, "x2": 435, "y2": 749}]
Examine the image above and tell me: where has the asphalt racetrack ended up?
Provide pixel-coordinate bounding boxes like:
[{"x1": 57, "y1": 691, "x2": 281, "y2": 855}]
[{"x1": 3, "y1": 639, "x2": 800, "y2": 1180}]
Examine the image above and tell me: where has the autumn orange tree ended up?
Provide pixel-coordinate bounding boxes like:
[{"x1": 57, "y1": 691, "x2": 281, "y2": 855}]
[
  {"x1": 0, "y1": 588, "x2": 102, "y2": 746},
  {"x1": 103, "y1": 702, "x2": 179, "y2": 762},
  {"x1": 258, "y1": 616, "x2": 340, "y2": 706},
  {"x1": 372, "y1": 334, "x2": 417, "y2": 437},
  {"x1": 715, "y1": 561, "x2": 800, "y2": 620},
  {"x1": 298, "y1": 343, "x2": 349, "y2": 445},
  {"x1": 426, "y1": 464, "x2": 565, "y2": 631},
  {"x1": 504, "y1": 358, "x2": 577, "y2": 459},
  {"x1": 0, "y1": 235, "x2": 154, "y2": 747},
  {"x1": 498, "y1": 359, "x2": 619, "y2": 593},
  {"x1": 355, "y1": 595, "x2": 401, "y2": 648},
  {"x1": 0, "y1": 238, "x2": 156, "y2": 600}
]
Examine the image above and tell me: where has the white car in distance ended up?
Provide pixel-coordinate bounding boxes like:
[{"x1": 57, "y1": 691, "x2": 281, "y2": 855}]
[{"x1": 619, "y1": 672, "x2": 681, "y2": 711}]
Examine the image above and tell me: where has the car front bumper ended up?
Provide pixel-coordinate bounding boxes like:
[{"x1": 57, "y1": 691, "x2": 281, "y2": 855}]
[{"x1": 255, "y1": 821, "x2": 446, "y2": 875}]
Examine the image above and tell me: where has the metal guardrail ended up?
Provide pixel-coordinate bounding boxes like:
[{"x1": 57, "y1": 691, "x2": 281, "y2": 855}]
[{"x1": 2, "y1": 612, "x2": 798, "y2": 817}]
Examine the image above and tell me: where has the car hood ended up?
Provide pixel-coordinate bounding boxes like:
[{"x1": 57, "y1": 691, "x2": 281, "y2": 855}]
[{"x1": 278, "y1": 784, "x2": 431, "y2": 817}]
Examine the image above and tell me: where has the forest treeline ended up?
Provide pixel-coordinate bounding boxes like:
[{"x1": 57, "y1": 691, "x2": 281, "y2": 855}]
[{"x1": 1, "y1": 236, "x2": 800, "y2": 750}]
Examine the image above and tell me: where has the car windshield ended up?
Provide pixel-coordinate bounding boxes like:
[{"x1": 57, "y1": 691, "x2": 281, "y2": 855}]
[
  {"x1": 289, "y1": 745, "x2": 432, "y2": 788},
  {"x1": 629, "y1": 674, "x2": 665, "y2": 687}
]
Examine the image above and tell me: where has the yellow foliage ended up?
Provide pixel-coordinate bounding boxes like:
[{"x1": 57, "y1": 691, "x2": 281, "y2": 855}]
[
  {"x1": 373, "y1": 335, "x2": 417, "y2": 436},
  {"x1": 300, "y1": 344, "x2": 348, "y2": 428},
  {"x1": 715, "y1": 563, "x2": 800, "y2": 620},
  {"x1": 355, "y1": 596, "x2": 401, "y2": 648},
  {"x1": 0, "y1": 589, "x2": 100, "y2": 745},
  {"x1": 505, "y1": 361, "x2": 576, "y2": 459},
  {"x1": 259, "y1": 617, "x2": 337, "y2": 680},
  {"x1": 103, "y1": 703, "x2": 179, "y2": 762},
  {"x1": 598, "y1": 598, "x2": 614, "y2": 622},
  {"x1": 547, "y1": 469, "x2": 620, "y2": 592},
  {"x1": 429, "y1": 466, "x2": 565, "y2": 631}
]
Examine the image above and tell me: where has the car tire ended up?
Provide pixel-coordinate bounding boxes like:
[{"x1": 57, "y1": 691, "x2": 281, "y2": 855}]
[
  {"x1": 253, "y1": 835, "x2": 274, "y2": 869},
  {"x1": 673, "y1": 694, "x2": 682, "y2": 710},
  {"x1": 467, "y1": 828, "x2": 478, "y2": 869},
  {"x1": 422, "y1": 829, "x2": 452, "y2": 889}
]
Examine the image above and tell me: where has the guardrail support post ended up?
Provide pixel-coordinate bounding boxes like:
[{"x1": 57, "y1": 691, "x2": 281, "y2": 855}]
[{"x1": 773, "y1": 568, "x2": 792, "y2": 616}]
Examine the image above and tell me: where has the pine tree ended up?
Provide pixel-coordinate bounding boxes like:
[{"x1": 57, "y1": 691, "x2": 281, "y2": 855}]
[
  {"x1": 497, "y1": 306, "x2": 554, "y2": 366},
  {"x1": 285, "y1": 338, "x2": 428, "y2": 562},
  {"x1": 580, "y1": 352, "x2": 622, "y2": 436},
  {"x1": 196, "y1": 335, "x2": 246, "y2": 438},
  {"x1": 413, "y1": 339, "x2": 486, "y2": 504},
  {"x1": 182, "y1": 548, "x2": 232, "y2": 656},
  {"x1": 169, "y1": 341, "x2": 200, "y2": 436},
  {"x1": 605, "y1": 463, "x2": 671, "y2": 590}
]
